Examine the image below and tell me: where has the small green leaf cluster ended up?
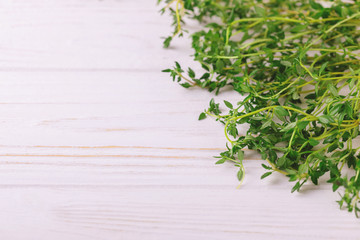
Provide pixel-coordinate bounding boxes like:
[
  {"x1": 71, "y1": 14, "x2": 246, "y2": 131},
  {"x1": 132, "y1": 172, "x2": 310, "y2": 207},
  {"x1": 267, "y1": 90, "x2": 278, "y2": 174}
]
[{"x1": 160, "y1": 0, "x2": 360, "y2": 216}]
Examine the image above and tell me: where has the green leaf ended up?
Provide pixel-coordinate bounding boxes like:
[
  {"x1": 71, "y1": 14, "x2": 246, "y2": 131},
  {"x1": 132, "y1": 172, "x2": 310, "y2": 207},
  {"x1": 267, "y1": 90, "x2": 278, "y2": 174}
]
[
  {"x1": 332, "y1": 182, "x2": 341, "y2": 192},
  {"x1": 227, "y1": 122, "x2": 238, "y2": 138},
  {"x1": 309, "y1": 0, "x2": 323, "y2": 10},
  {"x1": 297, "y1": 121, "x2": 309, "y2": 131},
  {"x1": 349, "y1": 78, "x2": 356, "y2": 89},
  {"x1": 319, "y1": 62, "x2": 328, "y2": 76},
  {"x1": 198, "y1": 112, "x2": 207, "y2": 120},
  {"x1": 341, "y1": 7, "x2": 349, "y2": 17},
  {"x1": 216, "y1": 59, "x2": 224, "y2": 71},
  {"x1": 280, "y1": 61, "x2": 292, "y2": 67},
  {"x1": 329, "y1": 104, "x2": 342, "y2": 116},
  {"x1": 324, "y1": 133, "x2": 338, "y2": 144},
  {"x1": 291, "y1": 24, "x2": 307, "y2": 33},
  {"x1": 254, "y1": 6, "x2": 266, "y2": 17},
  {"x1": 163, "y1": 36, "x2": 172, "y2": 48},
  {"x1": 252, "y1": 116, "x2": 264, "y2": 120},
  {"x1": 280, "y1": 122, "x2": 296, "y2": 132},
  {"x1": 298, "y1": 164, "x2": 308, "y2": 175},
  {"x1": 344, "y1": 103, "x2": 354, "y2": 118},
  {"x1": 260, "y1": 152, "x2": 267, "y2": 160},
  {"x1": 261, "y1": 172, "x2": 272, "y2": 179},
  {"x1": 291, "y1": 182, "x2": 301, "y2": 193},
  {"x1": 292, "y1": 91, "x2": 300, "y2": 100},
  {"x1": 327, "y1": 84, "x2": 338, "y2": 97},
  {"x1": 188, "y1": 68, "x2": 195, "y2": 78},
  {"x1": 274, "y1": 106, "x2": 289, "y2": 121},
  {"x1": 175, "y1": 61, "x2": 181, "y2": 70},
  {"x1": 238, "y1": 150, "x2": 244, "y2": 161},
  {"x1": 261, "y1": 119, "x2": 272, "y2": 129},
  {"x1": 180, "y1": 82, "x2": 191, "y2": 88},
  {"x1": 309, "y1": 139, "x2": 320, "y2": 146},
  {"x1": 239, "y1": 84, "x2": 251, "y2": 93},
  {"x1": 318, "y1": 115, "x2": 335, "y2": 125},
  {"x1": 277, "y1": 155, "x2": 287, "y2": 168},
  {"x1": 224, "y1": 100, "x2": 233, "y2": 109},
  {"x1": 261, "y1": 164, "x2": 272, "y2": 170},
  {"x1": 274, "y1": 106, "x2": 289, "y2": 117},
  {"x1": 215, "y1": 158, "x2": 226, "y2": 164},
  {"x1": 237, "y1": 169, "x2": 244, "y2": 182},
  {"x1": 296, "y1": 64, "x2": 304, "y2": 75},
  {"x1": 352, "y1": 126, "x2": 359, "y2": 138},
  {"x1": 269, "y1": 150, "x2": 277, "y2": 162}
]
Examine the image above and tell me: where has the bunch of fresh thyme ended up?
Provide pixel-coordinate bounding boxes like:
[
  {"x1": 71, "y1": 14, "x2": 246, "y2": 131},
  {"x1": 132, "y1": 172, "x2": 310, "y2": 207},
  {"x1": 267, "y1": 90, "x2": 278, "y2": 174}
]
[{"x1": 160, "y1": 0, "x2": 360, "y2": 216}]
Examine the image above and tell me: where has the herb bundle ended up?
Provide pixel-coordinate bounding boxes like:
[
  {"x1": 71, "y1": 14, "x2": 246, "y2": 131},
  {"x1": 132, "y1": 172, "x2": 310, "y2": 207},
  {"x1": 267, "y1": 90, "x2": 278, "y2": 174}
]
[{"x1": 160, "y1": 0, "x2": 360, "y2": 216}]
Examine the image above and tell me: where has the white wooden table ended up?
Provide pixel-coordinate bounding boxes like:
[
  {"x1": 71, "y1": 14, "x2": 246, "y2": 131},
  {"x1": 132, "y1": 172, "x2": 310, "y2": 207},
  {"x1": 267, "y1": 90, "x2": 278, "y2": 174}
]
[{"x1": 0, "y1": 1, "x2": 358, "y2": 239}]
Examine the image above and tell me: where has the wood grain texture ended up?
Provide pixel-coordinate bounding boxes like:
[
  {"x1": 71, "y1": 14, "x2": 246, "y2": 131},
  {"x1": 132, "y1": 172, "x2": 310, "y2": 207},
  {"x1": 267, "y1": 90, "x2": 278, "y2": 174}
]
[{"x1": 0, "y1": 0, "x2": 359, "y2": 239}]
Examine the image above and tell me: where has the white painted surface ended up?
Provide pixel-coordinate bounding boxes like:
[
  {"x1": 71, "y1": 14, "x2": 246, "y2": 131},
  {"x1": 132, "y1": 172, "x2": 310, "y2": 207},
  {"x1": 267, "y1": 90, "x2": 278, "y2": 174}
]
[{"x1": 0, "y1": 1, "x2": 358, "y2": 239}]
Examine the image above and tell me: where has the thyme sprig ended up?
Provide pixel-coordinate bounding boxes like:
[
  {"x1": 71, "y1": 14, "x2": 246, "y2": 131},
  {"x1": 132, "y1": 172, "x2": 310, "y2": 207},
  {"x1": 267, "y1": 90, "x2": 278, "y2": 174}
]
[{"x1": 160, "y1": 0, "x2": 360, "y2": 216}]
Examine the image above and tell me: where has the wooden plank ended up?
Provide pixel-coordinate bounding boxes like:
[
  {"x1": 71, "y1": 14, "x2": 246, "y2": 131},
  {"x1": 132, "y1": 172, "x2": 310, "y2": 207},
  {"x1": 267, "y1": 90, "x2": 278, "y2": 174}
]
[
  {"x1": 0, "y1": 0, "x2": 358, "y2": 239},
  {"x1": 0, "y1": 0, "x2": 197, "y2": 71}
]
